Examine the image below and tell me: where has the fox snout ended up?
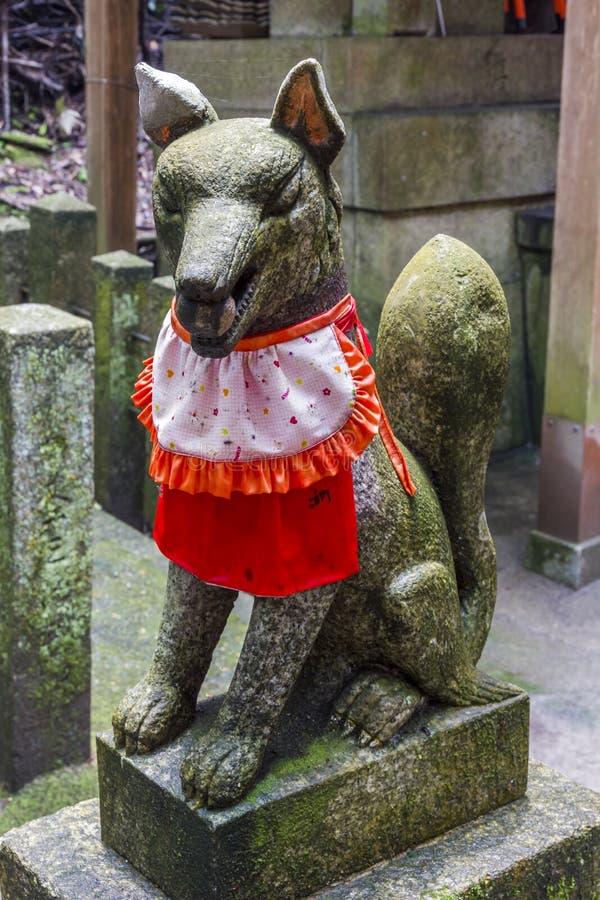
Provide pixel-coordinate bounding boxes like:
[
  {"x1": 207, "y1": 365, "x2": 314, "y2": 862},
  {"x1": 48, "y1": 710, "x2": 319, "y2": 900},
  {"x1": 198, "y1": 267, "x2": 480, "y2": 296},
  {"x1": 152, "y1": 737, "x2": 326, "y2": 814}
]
[{"x1": 171, "y1": 201, "x2": 260, "y2": 355}]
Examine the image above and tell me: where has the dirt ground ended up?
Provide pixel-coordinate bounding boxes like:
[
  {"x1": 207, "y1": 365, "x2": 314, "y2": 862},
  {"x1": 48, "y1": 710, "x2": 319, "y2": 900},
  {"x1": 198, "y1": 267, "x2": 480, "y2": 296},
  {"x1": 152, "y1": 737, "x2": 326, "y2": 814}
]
[{"x1": 0, "y1": 127, "x2": 155, "y2": 236}]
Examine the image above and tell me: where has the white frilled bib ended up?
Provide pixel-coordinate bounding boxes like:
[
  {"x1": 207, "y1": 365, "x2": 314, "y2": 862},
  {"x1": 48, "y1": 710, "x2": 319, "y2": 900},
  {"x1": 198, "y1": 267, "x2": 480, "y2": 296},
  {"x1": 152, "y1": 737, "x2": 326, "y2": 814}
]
[{"x1": 152, "y1": 310, "x2": 357, "y2": 462}]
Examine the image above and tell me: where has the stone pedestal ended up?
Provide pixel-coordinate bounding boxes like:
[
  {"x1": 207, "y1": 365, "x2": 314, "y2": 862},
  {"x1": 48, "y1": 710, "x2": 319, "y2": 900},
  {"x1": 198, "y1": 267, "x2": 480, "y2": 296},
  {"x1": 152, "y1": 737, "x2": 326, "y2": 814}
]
[
  {"x1": 1, "y1": 761, "x2": 599, "y2": 899},
  {"x1": 93, "y1": 695, "x2": 528, "y2": 899}
]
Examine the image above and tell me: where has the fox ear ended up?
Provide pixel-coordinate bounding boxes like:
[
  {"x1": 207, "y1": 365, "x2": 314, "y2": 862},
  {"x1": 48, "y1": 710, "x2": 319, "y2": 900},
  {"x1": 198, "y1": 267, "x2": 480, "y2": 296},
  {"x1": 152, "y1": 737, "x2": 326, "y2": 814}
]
[
  {"x1": 271, "y1": 59, "x2": 345, "y2": 168},
  {"x1": 135, "y1": 63, "x2": 218, "y2": 148}
]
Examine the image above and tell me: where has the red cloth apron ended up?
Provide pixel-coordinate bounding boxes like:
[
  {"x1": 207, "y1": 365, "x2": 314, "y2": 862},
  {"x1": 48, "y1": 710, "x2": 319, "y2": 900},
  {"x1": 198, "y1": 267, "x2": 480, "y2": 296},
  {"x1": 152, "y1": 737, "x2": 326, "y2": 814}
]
[{"x1": 154, "y1": 473, "x2": 358, "y2": 596}]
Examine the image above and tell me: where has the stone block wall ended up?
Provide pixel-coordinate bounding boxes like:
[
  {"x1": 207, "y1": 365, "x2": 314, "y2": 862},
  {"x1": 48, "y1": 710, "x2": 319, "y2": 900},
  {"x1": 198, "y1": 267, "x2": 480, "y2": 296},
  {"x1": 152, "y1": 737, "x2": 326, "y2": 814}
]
[{"x1": 164, "y1": 31, "x2": 562, "y2": 449}]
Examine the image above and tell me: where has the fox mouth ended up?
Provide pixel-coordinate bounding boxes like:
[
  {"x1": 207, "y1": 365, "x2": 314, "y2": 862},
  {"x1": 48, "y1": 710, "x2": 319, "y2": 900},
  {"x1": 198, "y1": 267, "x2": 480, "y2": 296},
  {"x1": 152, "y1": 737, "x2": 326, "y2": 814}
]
[{"x1": 176, "y1": 270, "x2": 257, "y2": 357}]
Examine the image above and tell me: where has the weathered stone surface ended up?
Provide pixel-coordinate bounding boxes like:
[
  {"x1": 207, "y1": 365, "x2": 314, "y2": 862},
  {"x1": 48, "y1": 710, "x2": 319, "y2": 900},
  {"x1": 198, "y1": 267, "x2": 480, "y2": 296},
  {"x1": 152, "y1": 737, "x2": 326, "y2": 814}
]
[
  {"x1": 0, "y1": 304, "x2": 93, "y2": 791},
  {"x1": 378, "y1": 236, "x2": 511, "y2": 664},
  {"x1": 2, "y1": 763, "x2": 599, "y2": 899},
  {"x1": 0, "y1": 799, "x2": 165, "y2": 899},
  {"x1": 338, "y1": 105, "x2": 559, "y2": 210},
  {"x1": 142, "y1": 275, "x2": 174, "y2": 346},
  {"x1": 343, "y1": 214, "x2": 530, "y2": 450},
  {"x1": 98, "y1": 695, "x2": 528, "y2": 900},
  {"x1": 516, "y1": 206, "x2": 554, "y2": 444},
  {"x1": 137, "y1": 275, "x2": 175, "y2": 530},
  {"x1": 443, "y1": 0, "x2": 504, "y2": 35},
  {"x1": 92, "y1": 251, "x2": 153, "y2": 529},
  {"x1": 164, "y1": 35, "x2": 563, "y2": 113},
  {"x1": 343, "y1": 205, "x2": 543, "y2": 451},
  {"x1": 493, "y1": 280, "x2": 530, "y2": 452},
  {"x1": 28, "y1": 192, "x2": 97, "y2": 315},
  {"x1": 526, "y1": 528, "x2": 600, "y2": 590},
  {"x1": 0, "y1": 217, "x2": 29, "y2": 305},
  {"x1": 352, "y1": 0, "x2": 503, "y2": 36},
  {"x1": 343, "y1": 201, "x2": 532, "y2": 330},
  {"x1": 271, "y1": 0, "x2": 351, "y2": 37},
  {"x1": 352, "y1": 0, "x2": 433, "y2": 35},
  {"x1": 321, "y1": 762, "x2": 600, "y2": 898}
]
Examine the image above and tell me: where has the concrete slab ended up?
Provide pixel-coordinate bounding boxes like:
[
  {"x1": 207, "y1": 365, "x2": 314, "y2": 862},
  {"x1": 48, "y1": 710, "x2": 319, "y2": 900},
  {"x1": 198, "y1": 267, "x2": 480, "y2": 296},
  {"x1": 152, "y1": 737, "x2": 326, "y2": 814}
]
[{"x1": 483, "y1": 449, "x2": 600, "y2": 792}]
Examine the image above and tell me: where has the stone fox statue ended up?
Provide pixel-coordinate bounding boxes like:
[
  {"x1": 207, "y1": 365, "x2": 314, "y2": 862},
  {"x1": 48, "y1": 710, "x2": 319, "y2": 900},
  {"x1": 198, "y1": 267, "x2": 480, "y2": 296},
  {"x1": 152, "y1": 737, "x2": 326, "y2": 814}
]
[{"x1": 113, "y1": 58, "x2": 518, "y2": 809}]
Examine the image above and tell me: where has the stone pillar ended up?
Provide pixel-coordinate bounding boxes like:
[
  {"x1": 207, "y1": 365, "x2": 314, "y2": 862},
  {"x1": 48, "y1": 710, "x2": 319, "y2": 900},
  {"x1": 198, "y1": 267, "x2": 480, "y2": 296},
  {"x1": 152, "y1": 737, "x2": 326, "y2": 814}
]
[
  {"x1": 0, "y1": 304, "x2": 93, "y2": 791},
  {"x1": 28, "y1": 192, "x2": 97, "y2": 317},
  {"x1": 0, "y1": 217, "x2": 29, "y2": 305},
  {"x1": 526, "y1": 5, "x2": 600, "y2": 588},
  {"x1": 515, "y1": 206, "x2": 554, "y2": 445},
  {"x1": 92, "y1": 251, "x2": 153, "y2": 530},
  {"x1": 140, "y1": 275, "x2": 174, "y2": 531},
  {"x1": 142, "y1": 274, "x2": 175, "y2": 347}
]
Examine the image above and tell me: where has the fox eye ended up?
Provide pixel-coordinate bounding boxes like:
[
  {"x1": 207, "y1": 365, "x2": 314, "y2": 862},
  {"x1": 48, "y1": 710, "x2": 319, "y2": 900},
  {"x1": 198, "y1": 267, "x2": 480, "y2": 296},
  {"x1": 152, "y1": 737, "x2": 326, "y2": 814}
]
[
  {"x1": 155, "y1": 190, "x2": 182, "y2": 223},
  {"x1": 264, "y1": 165, "x2": 302, "y2": 217}
]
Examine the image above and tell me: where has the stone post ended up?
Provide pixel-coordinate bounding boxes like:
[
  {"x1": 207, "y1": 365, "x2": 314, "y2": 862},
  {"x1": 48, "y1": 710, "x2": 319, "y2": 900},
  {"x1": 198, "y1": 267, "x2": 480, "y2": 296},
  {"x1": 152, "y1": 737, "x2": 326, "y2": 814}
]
[
  {"x1": 92, "y1": 251, "x2": 153, "y2": 530},
  {"x1": 28, "y1": 192, "x2": 97, "y2": 317},
  {"x1": 140, "y1": 275, "x2": 174, "y2": 531},
  {"x1": 515, "y1": 206, "x2": 554, "y2": 445},
  {"x1": 526, "y1": 4, "x2": 600, "y2": 588},
  {"x1": 0, "y1": 217, "x2": 29, "y2": 305},
  {"x1": 0, "y1": 304, "x2": 93, "y2": 791}
]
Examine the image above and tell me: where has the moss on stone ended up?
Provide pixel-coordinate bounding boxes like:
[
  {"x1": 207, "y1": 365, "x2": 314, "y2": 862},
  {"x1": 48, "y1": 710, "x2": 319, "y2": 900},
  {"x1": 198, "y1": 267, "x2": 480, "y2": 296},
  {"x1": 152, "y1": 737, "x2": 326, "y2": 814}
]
[
  {"x1": 92, "y1": 253, "x2": 153, "y2": 527},
  {"x1": 245, "y1": 733, "x2": 347, "y2": 802},
  {"x1": 28, "y1": 192, "x2": 97, "y2": 313}
]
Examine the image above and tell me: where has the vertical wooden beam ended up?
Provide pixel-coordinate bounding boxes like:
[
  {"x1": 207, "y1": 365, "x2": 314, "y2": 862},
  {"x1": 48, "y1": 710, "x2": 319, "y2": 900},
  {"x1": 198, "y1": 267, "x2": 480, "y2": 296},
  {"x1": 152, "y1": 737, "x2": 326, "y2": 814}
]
[
  {"x1": 85, "y1": 0, "x2": 138, "y2": 254},
  {"x1": 526, "y1": 7, "x2": 600, "y2": 588}
]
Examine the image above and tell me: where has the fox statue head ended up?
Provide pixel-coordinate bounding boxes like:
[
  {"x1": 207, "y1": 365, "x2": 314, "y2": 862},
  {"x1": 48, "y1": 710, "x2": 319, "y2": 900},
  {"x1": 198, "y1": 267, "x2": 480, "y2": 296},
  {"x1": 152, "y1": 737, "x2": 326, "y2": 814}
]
[{"x1": 136, "y1": 59, "x2": 347, "y2": 358}]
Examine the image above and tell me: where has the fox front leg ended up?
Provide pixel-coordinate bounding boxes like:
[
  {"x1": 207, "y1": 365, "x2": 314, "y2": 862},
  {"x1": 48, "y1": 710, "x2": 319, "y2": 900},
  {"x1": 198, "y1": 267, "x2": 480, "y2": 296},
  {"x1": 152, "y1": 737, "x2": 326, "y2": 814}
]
[
  {"x1": 180, "y1": 582, "x2": 338, "y2": 808},
  {"x1": 113, "y1": 562, "x2": 236, "y2": 754}
]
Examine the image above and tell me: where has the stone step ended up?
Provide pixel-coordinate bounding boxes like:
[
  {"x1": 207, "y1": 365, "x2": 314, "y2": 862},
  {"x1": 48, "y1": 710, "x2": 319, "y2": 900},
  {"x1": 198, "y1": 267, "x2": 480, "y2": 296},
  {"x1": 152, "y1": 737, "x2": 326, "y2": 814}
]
[{"x1": 1, "y1": 762, "x2": 599, "y2": 899}]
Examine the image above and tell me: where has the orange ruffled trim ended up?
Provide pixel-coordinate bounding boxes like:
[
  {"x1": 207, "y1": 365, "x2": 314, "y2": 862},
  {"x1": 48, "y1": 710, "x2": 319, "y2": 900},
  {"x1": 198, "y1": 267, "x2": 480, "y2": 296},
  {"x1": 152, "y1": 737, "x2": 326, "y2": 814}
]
[{"x1": 131, "y1": 331, "x2": 381, "y2": 499}]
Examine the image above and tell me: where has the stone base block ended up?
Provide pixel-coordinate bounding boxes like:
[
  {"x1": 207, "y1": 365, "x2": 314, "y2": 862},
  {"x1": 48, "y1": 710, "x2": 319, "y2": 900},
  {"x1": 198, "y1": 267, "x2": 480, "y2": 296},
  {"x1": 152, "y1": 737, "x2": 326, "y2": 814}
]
[
  {"x1": 1, "y1": 762, "x2": 599, "y2": 899},
  {"x1": 526, "y1": 529, "x2": 600, "y2": 589},
  {"x1": 96, "y1": 695, "x2": 528, "y2": 899}
]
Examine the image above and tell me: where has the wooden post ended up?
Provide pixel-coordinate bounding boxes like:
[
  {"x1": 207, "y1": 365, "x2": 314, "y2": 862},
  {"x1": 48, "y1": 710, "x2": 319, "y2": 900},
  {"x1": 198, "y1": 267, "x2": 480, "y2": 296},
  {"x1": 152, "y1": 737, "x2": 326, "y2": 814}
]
[
  {"x1": 526, "y1": 7, "x2": 600, "y2": 588},
  {"x1": 85, "y1": 0, "x2": 138, "y2": 255}
]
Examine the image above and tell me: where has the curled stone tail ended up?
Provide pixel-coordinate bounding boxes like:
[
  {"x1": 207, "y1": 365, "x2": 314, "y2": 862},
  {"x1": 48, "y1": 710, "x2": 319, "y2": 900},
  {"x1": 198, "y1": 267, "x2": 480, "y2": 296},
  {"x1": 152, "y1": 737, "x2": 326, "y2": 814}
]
[{"x1": 376, "y1": 235, "x2": 511, "y2": 667}]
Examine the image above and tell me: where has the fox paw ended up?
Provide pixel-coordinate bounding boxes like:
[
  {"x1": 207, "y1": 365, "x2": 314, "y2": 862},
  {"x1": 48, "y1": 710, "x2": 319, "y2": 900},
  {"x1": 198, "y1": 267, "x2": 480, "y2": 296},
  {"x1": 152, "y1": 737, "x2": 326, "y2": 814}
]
[
  {"x1": 112, "y1": 676, "x2": 195, "y2": 755},
  {"x1": 332, "y1": 671, "x2": 422, "y2": 747},
  {"x1": 446, "y1": 669, "x2": 525, "y2": 706},
  {"x1": 180, "y1": 731, "x2": 266, "y2": 808}
]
